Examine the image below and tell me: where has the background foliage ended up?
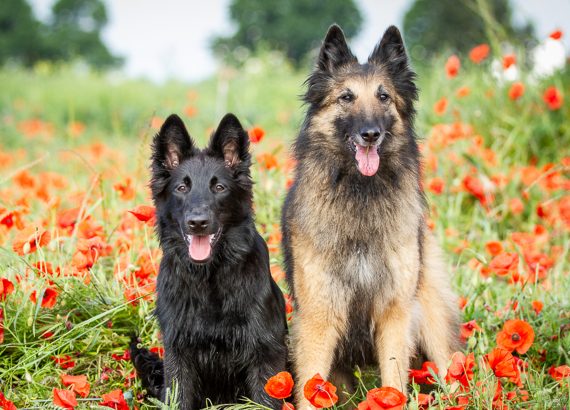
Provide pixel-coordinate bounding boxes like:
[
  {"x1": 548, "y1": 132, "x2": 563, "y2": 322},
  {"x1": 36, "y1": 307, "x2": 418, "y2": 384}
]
[
  {"x1": 212, "y1": 0, "x2": 362, "y2": 66},
  {"x1": 403, "y1": 0, "x2": 535, "y2": 62},
  {"x1": 0, "y1": 0, "x2": 121, "y2": 69}
]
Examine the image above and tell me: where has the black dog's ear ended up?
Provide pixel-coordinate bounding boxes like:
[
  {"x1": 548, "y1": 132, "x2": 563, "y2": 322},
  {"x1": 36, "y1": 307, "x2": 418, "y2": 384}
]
[
  {"x1": 209, "y1": 113, "x2": 250, "y2": 168},
  {"x1": 368, "y1": 26, "x2": 408, "y2": 68},
  {"x1": 152, "y1": 114, "x2": 195, "y2": 171},
  {"x1": 317, "y1": 24, "x2": 357, "y2": 72}
]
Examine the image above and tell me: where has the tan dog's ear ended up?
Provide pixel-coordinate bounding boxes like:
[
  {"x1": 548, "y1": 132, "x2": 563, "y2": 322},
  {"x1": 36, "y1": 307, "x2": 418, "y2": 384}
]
[
  {"x1": 368, "y1": 25, "x2": 407, "y2": 66},
  {"x1": 317, "y1": 24, "x2": 357, "y2": 72}
]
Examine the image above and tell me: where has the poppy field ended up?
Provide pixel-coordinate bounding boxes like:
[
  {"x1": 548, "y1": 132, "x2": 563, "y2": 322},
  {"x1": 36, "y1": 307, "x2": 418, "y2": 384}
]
[{"x1": 0, "y1": 33, "x2": 569, "y2": 409}]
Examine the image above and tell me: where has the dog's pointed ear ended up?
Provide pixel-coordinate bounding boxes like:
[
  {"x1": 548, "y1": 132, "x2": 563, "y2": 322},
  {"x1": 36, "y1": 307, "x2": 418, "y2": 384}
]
[
  {"x1": 368, "y1": 26, "x2": 408, "y2": 67},
  {"x1": 317, "y1": 24, "x2": 357, "y2": 72},
  {"x1": 152, "y1": 114, "x2": 195, "y2": 171},
  {"x1": 210, "y1": 113, "x2": 250, "y2": 168}
]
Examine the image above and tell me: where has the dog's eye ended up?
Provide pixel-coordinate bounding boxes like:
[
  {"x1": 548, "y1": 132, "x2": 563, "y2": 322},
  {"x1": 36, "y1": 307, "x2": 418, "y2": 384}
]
[
  {"x1": 214, "y1": 184, "x2": 226, "y2": 193},
  {"x1": 176, "y1": 184, "x2": 187, "y2": 193},
  {"x1": 339, "y1": 93, "x2": 354, "y2": 103},
  {"x1": 379, "y1": 93, "x2": 390, "y2": 102}
]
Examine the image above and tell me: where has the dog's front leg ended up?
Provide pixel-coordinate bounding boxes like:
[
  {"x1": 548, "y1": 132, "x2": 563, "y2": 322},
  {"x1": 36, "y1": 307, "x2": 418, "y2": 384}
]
[
  {"x1": 246, "y1": 363, "x2": 284, "y2": 410},
  {"x1": 292, "y1": 306, "x2": 346, "y2": 410},
  {"x1": 163, "y1": 350, "x2": 195, "y2": 410},
  {"x1": 291, "y1": 264, "x2": 349, "y2": 410},
  {"x1": 373, "y1": 299, "x2": 416, "y2": 393}
]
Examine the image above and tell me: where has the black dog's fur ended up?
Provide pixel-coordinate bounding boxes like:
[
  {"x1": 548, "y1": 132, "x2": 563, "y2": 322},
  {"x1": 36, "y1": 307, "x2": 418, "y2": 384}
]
[{"x1": 130, "y1": 114, "x2": 288, "y2": 409}]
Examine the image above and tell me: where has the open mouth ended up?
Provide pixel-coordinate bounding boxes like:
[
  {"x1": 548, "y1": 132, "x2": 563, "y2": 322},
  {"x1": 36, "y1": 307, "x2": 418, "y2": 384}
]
[
  {"x1": 349, "y1": 139, "x2": 380, "y2": 177},
  {"x1": 185, "y1": 228, "x2": 222, "y2": 263}
]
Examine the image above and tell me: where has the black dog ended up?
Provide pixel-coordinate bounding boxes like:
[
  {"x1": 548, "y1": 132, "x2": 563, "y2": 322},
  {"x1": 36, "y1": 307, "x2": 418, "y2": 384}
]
[{"x1": 131, "y1": 113, "x2": 288, "y2": 409}]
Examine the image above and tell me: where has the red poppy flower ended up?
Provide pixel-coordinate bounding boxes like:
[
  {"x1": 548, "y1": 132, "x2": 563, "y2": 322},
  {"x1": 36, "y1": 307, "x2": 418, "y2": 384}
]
[
  {"x1": 61, "y1": 374, "x2": 90, "y2": 398},
  {"x1": 496, "y1": 319, "x2": 535, "y2": 354},
  {"x1": 100, "y1": 389, "x2": 128, "y2": 410},
  {"x1": 71, "y1": 236, "x2": 112, "y2": 271},
  {"x1": 549, "y1": 29, "x2": 563, "y2": 40},
  {"x1": 456, "y1": 86, "x2": 471, "y2": 98},
  {"x1": 460, "y1": 320, "x2": 482, "y2": 342},
  {"x1": 462, "y1": 175, "x2": 493, "y2": 206},
  {"x1": 417, "y1": 393, "x2": 434, "y2": 409},
  {"x1": 502, "y1": 54, "x2": 516, "y2": 69},
  {"x1": 12, "y1": 226, "x2": 51, "y2": 256},
  {"x1": 508, "y1": 198, "x2": 524, "y2": 214},
  {"x1": 409, "y1": 361, "x2": 438, "y2": 385},
  {"x1": 34, "y1": 261, "x2": 59, "y2": 276},
  {"x1": 434, "y1": 97, "x2": 448, "y2": 116},
  {"x1": 265, "y1": 371, "x2": 294, "y2": 399},
  {"x1": 53, "y1": 388, "x2": 77, "y2": 409},
  {"x1": 150, "y1": 346, "x2": 164, "y2": 357},
  {"x1": 543, "y1": 86, "x2": 563, "y2": 110},
  {"x1": 508, "y1": 82, "x2": 525, "y2": 101},
  {"x1": 445, "y1": 352, "x2": 475, "y2": 387},
  {"x1": 184, "y1": 105, "x2": 197, "y2": 118},
  {"x1": 40, "y1": 288, "x2": 58, "y2": 308},
  {"x1": 111, "y1": 349, "x2": 131, "y2": 362},
  {"x1": 559, "y1": 196, "x2": 570, "y2": 228},
  {"x1": 128, "y1": 205, "x2": 156, "y2": 224},
  {"x1": 469, "y1": 44, "x2": 490, "y2": 64},
  {"x1": 549, "y1": 365, "x2": 570, "y2": 381},
  {"x1": 0, "y1": 308, "x2": 4, "y2": 345},
  {"x1": 67, "y1": 121, "x2": 85, "y2": 137},
  {"x1": 282, "y1": 402, "x2": 295, "y2": 410},
  {"x1": 358, "y1": 400, "x2": 372, "y2": 410},
  {"x1": 248, "y1": 126, "x2": 265, "y2": 144},
  {"x1": 485, "y1": 347, "x2": 521, "y2": 386},
  {"x1": 485, "y1": 241, "x2": 503, "y2": 256},
  {"x1": 427, "y1": 177, "x2": 445, "y2": 194},
  {"x1": 531, "y1": 300, "x2": 543, "y2": 315},
  {"x1": 113, "y1": 178, "x2": 135, "y2": 201},
  {"x1": 445, "y1": 55, "x2": 460, "y2": 78},
  {"x1": 365, "y1": 386, "x2": 407, "y2": 410},
  {"x1": 0, "y1": 392, "x2": 16, "y2": 410},
  {"x1": 303, "y1": 373, "x2": 338, "y2": 408},
  {"x1": 257, "y1": 153, "x2": 279, "y2": 170},
  {"x1": 0, "y1": 278, "x2": 14, "y2": 301},
  {"x1": 488, "y1": 252, "x2": 518, "y2": 276},
  {"x1": 51, "y1": 355, "x2": 76, "y2": 369},
  {"x1": 150, "y1": 116, "x2": 163, "y2": 130},
  {"x1": 0, "y1": 207, "x2": 26, "y2": 230}
]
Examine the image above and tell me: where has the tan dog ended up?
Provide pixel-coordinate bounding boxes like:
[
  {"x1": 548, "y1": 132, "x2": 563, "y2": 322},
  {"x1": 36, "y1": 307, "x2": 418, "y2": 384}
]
[{"x1": 281, "y1": 25, "x2": 461, "y2": 408}]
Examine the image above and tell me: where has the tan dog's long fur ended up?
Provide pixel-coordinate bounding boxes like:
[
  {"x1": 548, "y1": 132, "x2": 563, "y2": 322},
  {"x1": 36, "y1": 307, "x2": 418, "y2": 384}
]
[{"x1": 281, "y1": 25, "x2": 460, "y2": 408}]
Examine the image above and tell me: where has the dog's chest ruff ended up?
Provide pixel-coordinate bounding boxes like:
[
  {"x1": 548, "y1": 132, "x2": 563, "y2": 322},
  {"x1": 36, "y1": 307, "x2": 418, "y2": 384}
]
[{"x1": 346, "y1": 251, "x2": 379, "y2": 287}]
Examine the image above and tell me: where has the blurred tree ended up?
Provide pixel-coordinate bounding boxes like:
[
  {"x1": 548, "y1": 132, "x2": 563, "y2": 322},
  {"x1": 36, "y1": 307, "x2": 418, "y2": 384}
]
[
  {"x1": 0, "y1": 0, "x2": 48, "y2": 65},
  {"x1": 403, "y1": 0, "x2": 535, "y2": 62},
  {"x1": 0, "y1": 0, "x2": 121, "y2": 69},
  {"x1": 46, "y1": 0, "x2": 122, "y2": 68},
  {"x1": 212, "y1": 0, "x2": 362, "y2": 66}
]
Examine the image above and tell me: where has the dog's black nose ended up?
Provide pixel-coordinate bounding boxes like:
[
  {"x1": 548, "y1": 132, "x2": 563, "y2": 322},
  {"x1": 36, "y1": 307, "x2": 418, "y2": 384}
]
[
  {"x1": 188, "y1": 218, "x2": 209, "y2": 231},
  {"x1": 360, "y1": 127, "x2": 381, "y2": 143}
]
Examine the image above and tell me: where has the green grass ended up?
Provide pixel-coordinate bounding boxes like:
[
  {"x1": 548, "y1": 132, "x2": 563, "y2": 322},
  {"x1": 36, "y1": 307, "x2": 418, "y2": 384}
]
[{"x1": 0, "y1": 51, "x2": 569, "y2": 409}]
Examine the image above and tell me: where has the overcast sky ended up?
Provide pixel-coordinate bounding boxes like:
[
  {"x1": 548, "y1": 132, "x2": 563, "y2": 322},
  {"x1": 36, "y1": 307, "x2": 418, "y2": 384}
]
[{"x1": 30, "y1": 0, "x2": 570, "y2": 83}]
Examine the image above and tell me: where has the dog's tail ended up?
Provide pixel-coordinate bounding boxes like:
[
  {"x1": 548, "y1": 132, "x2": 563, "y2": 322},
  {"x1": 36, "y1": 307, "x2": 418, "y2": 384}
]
[{"x1": 130, "y1": 335, "x2": 164, "y2": 398}]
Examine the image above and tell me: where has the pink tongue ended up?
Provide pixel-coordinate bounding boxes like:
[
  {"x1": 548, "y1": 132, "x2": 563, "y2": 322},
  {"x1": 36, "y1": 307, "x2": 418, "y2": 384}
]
[
  {"x1": 355, "y1": 144, "x2": 380, "y2": 176},
  {"x1": 189, "y1": 235, "x2": 211, "y2": 261}
]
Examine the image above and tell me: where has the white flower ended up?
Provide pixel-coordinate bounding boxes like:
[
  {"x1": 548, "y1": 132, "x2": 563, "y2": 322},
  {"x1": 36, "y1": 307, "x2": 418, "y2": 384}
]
[{"x1": 532, "y1": 38, "x2": 566, "y2": 78}]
